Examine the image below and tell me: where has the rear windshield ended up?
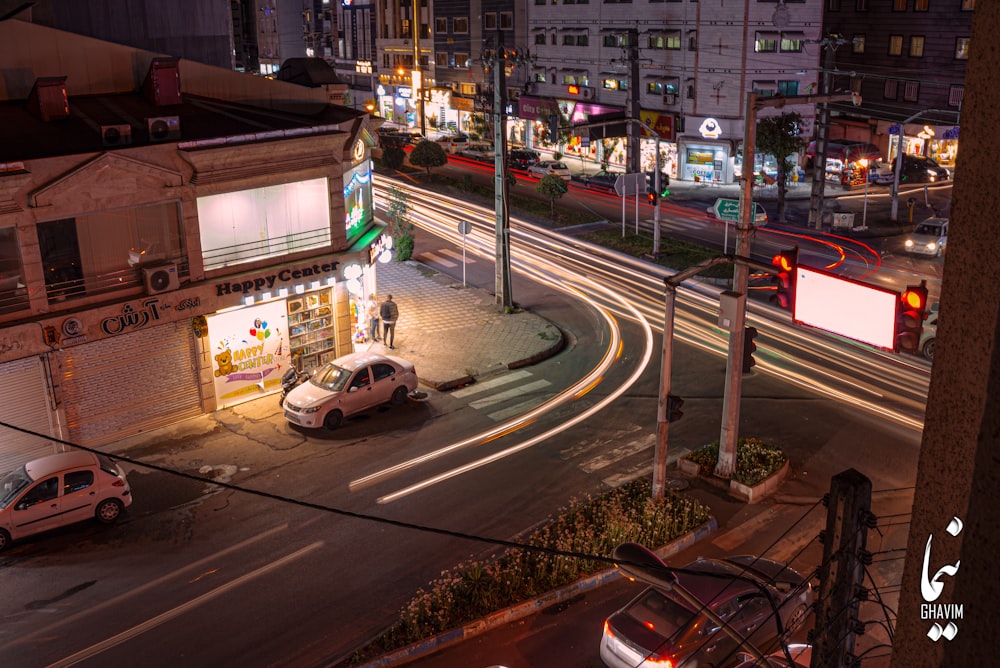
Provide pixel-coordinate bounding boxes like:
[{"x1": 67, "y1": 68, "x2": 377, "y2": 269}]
[
  {"x1": 96, "y1": 453, "x2": 121, "y2": 477},
  {"x1": 625, "y1": 588, "x2": 694, "y2": 639}
]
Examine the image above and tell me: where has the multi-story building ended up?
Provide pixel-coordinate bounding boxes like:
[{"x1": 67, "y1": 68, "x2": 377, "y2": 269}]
[
  {"x1": 523, "y1": 0, "x2": 825, "y2": 182},
  {"x1": 823, "y1": 0, "x2": 972, "y2": 171},
  {"x1": 0, "y1": 23, "x2": 383, "y2": 468},
  {"x1": 373, "y1": 0, "x2": 434, "y2": 130},
  {"x1": 331, "y1": 0, "x2": 379, "y2": 111}
]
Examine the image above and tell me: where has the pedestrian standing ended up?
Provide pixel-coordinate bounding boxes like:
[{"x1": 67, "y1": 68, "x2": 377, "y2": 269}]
[
  {"x1": 365, "y1": 293, "x2": 380, "y2": 342},
  {"x1": 380, "y1": 294, "x2": 400, "y2": 349}
]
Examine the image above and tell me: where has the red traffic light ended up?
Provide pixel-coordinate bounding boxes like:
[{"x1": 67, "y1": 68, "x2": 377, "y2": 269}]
[
  {"x1": 901, "y1": 286, "x2": 926, "y2": 310},
  {"x1": 770, "y1": 248, "x2": 799, "y2": 312},
  {"x1": 647, "y1": 191, "x2": 657, "y2": 205},
  {"x1": 896, "y1": 282, "x2": 929, "y2": 354},
  {"x1": 772, "y1": 252, "x2": 794, "y2": 273}
]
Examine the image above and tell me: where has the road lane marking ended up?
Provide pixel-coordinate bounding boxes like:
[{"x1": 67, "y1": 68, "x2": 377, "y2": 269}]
[
  {"x1": 46, "y1": 541, "x2": 324, "y2": 668},
  {"x1": 450, "y1": 370, "x2": 533, "y2": 398},
  {"x1": 5, "y1": 524, "x2": 290, "y2": 651},
  {"x1": 578, "y1": 434, "x2": 655, "y2": 472},
  {"x1": 468, "y1": 379, "x2": 552, "y2": 410}
]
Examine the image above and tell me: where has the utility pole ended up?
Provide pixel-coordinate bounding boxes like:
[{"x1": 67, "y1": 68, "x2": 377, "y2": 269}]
[
  {"x1": 626, "y1": 28, "x2": 641, "y2": 175},
  {"x1": 807, "y1": 38, "x2": 841, "y2": 230},
  {"x1": 716, "y1": 91, "x2": 854, "y2": 478},
  {"x1": 411, "y1": 0, "x2": 425, "y2": 136},
  {"x1": 483, "y1": 36, "x2": 529, "y2": 310},
  {"x1": 811, "y1": 469, "x2": 873, "y2": 668}
]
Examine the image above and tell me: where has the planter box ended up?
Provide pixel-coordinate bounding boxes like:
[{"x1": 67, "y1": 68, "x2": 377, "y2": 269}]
[{"x1": 677, "y1": 456, "x2": 791, "y2": 504}]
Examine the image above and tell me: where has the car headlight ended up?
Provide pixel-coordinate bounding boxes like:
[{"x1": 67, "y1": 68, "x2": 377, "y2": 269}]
[
  {"x1": 927, "y1": 242, "x2": 937, "y2": 250},
  {"x1": 302, "y1": 406, "x2": 321, "y2": 413},
  {"x1": 905, "y1": 239, "x2": 914, "y2": 248}
]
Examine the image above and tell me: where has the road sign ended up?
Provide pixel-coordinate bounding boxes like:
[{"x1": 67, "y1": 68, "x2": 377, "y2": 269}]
[
  {"x1": 614, "y1": 172, "x2": 646, "y2": 197},
  {"x1": 712, "y1": 198, "x2": 741, "y2": 222}
]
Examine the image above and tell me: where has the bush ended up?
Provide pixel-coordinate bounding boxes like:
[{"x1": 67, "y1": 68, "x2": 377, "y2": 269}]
[
  {"x1": 347, "y1": 478, "x2": 711, "y2": 662},
  {"x1": 684, "y1": 438, "x2": 787, "y2": 486},
  {"x1": 394, "y1": 235, "x2": 414, "y2": 262}
]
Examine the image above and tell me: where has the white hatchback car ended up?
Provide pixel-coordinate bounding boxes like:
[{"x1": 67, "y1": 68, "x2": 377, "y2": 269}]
[
  {"x1": 528, "y1": 160, "x2": 571, "y2": 177},
  {"x1": 0, "y1": 451, "x2": 132, "y2": 551},
  {"x1": 282, "y1": 351, "x2": 419, "y2": 429},
  {"x1": 904, "y1": 217, "x2": 948, "y2": 257}
]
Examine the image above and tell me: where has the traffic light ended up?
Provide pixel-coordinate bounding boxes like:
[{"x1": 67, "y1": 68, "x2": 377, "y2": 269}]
[
  {"x1": 660, "y1": 174, "x2": 671, "y2": 198},
  {"x1": 667, "y1": 394, "x2": 684, "y2": 423},
  {"x1": 897, "y1": 282, "x2": 929, "y2": 354},
  {"x1": 547, "y1": 114, "x2": 559, "y2": 142},
  {"x1": 771, "y1": 247, "x2": 799, "y2": 311},
  {"x1": 647, "y1": 191, "x2": 658, "y2": 205},
  {"x1": 742, "y1": 326, "x2": 758, "y2": 374}
]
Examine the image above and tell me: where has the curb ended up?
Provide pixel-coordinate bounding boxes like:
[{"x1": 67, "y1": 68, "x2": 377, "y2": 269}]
[{"x1": 351, "y1": 517, "x2": 719, "y2": 668}]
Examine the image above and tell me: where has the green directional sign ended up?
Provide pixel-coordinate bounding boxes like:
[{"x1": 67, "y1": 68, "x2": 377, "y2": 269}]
[{"x1": 712, "y1": 198, "x2": 741, "y2": 222}]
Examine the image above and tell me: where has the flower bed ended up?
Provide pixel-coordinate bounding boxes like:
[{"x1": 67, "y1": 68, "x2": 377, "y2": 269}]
[{"x1": 679, "y1": 438, "x2": 790, "y2": 504}]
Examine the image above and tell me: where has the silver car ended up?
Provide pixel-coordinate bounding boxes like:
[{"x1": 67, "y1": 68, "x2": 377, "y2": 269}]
[
  {"x1": 282, "y1": 351, "x2": 418, "y2": 429},
  {"x1": 1, "y1": 451, "x2": 132, "y2": 551},
  {"x1": 904, "y1": 217, "x2": 948, "y2": 257},
  {"x1": 601, "y1": 555, "x2": 813, "y2": 668}
]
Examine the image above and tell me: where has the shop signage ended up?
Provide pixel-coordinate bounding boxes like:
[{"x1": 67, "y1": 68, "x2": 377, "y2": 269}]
[
  {"x1": 452, "y1": 96, "x2": 474, "y2": 112},
  {"x1": 215, "y1": 261, "x2": 340, "y2": 297},
  {"x1": 207, "y1": 300, "x2": 290, "y2": 406},
  {"x1": 369, "y1": 232, "x2": 394, "y2": 264},
  {"x1": 518, "y1": 96, "x2": 560, "y2": 121},
  {"x1": 639, "y1": 110, "x2": 676, "y2": 141},
  {"x1": 699, "y1": 118, "x2": 723, "y2": 139},
  {"x1": 100, "y1": 298, "x2": 164, "y2": 336},
  {"x1": 397, "y1": 86, "x2": 412, "y2": 99}
]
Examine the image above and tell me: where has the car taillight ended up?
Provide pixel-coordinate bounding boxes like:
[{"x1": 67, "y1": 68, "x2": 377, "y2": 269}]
[{"x1": 112, "y1": 479, "x2": 125, "y2": 487}]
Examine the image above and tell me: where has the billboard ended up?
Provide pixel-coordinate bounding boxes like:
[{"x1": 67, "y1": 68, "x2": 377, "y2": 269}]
[{"x1": 793, "y1": 266, "x2": 898, "y2": 350}]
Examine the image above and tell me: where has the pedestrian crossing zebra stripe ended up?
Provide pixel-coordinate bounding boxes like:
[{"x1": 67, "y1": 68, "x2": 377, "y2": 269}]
[
  {"x1": 469, "y1": 379, "x2": 552, "y2": 410},
  {"x1": 450, "y1": 369, "x2": 534, "y2": 398}
]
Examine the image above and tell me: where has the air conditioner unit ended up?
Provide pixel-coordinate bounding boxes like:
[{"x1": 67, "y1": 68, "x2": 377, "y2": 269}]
[
  {"x1": 142, "y1": 263, "x2": 180, "y2": 295},
  {"x1": 146, "y1": 116, "x2": 181, "y2": 142},
  {"x1": 101, "y1": 124, "x2": 132, "y2": 147}
]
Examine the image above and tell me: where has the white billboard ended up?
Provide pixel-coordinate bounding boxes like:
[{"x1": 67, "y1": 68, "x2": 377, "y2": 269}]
[{"x1": 793, "y1": 266, "x2": 898, "y2": 350}]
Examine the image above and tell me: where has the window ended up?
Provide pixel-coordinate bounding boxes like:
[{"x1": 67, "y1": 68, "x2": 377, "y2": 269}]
[
  {"x1": 780, "y1": 33, "x2": 803, "y2": 52},
  {"x1": 853, "y1": 34, "x2": 865, "y2": 54},
  {"x1": 665, "y1": 30, "x2": 681, "y2": 49},
  {"x1": 534, "y1": 71, "x2": 547, "y2": 83},
  {"x1": 688, "y1": 30, "x2": 697, "y2": 51},
  {"x1": 577, "y1": 34, "x2": 589, "y2": 46},
  {"x1": 888, "y1": 35, "x2": 903, "y2": 56},
  {"x1": 892, "y1": 0, "x2": 906, "y2": 9},
  {"x1": 535, "y1": 0, "x2": 546, "y2": 4},
  {"x1": 903, "y1": 81, "x2": 919, "y2": 102},
  {"x1": 534, "y1": 33, "x2": 546, "y2": 45},
  {"x1": 435, "y1": 17, "x2": 447, "y2": 34},
  {"x1": 884, "y1": 79, "x2": 898, "y2": 100},
  {"x1": 563, "y1": 34, "x2": 576, "y2": 46},
  {"x1": 777, "y1": 80, "x2": 799, "y2": 96},
  {"x1": 956, "y1": 37, "x2": 970, "y2": 60},
  {"x1": 753, "y1": 80, "x2": 777, "y2": 96},
  {"x1": 372, "y1": 363, "x2": 396, "y2": 382},
  {"x1": 962, "y1": 0, "x2": 975, "y2": 9},
  {"x1": 39, "y1": 201, "x2": 185, "y2": 301},
  {"x1": 23, "y1": 478, "x2": 59, "y2": 505},
  {"x1": 910, "y1": 36, "x2": 925, "y2": 57},
  {"x1": 827, "y1": 0, "x2": 840, "y2": 9},
  {"x1": 855, "y1": 0, "x2": 868, "y2": 9},
  {"x1": 453, "y1": 17, "x2": 468, "y2": 34},
  {"x1": 602, "y1": 78, "x2": 628, "y2": 90},
  {"x1": 915, "y1": 0, "x2": 928, "y2": 9},
  {"x1": 485, "y1": 13, "x2": 497, "y2": 31},
  {"x1": 755, "y1": 32, "x2": 778, "y2": 53},
  {"x1": 0, "y1": 226, "x2": 27, "y2": 313},
  {"x1": 948, "y1": 86, "x2": 964, "y2": 107},
  {"x1": 649, "y1": 34, "x2": 665, "y2": 49},
  {"x1": 500, "y1": 12, "x2": 513, "y2": 29},
  {"x1": 455, "y1": 52, "x2": 469, "y2": 68},
  {"x1": 64, "y1": 471, "x2": 94, "y2": 493},
  {"x1": 436, "y1": 52, "x2": 448, "y2": 67},
  {"x1": 647, "y1": 81, "x2": 663, "y2": 94},
  {"x1": 197, "y1": 178, "x2": 330, "y2": 271}
]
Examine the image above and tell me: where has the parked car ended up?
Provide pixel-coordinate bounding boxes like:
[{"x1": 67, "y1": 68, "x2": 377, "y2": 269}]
[
  {"x1": 458, "y1": 143, "x2": 495, "y2": 162},
  {"x1": 579, "y1": 170, "x2": 622, "y2": 192},
  {"x1": 892, "y1": 154, "x2": 950, "y2": 183},
  {"x1": 508, "y1": 149, "x2": 541, "y2": 170},
  {"x1": 866, "y1": 159, "x2": 896, "y2": 185},
  {"x1": 0, "y1": 451, "x2": 133, "y2": 551},
  {"x1": 282, "y1": 351, "x2": 418, "y2": 429},
  {"x1": 434, "y1": 134, "x2": 470, "y2": 153},
  {"x1": 904, "y1": 217, "x2": 948, "y2": 257},
  {"x1": 919, "y1": 302, "x2": 939, "y2": 361},
  {"x1": 528, "y1": 160, "x2": 571, "y2": 177},
  {"x1": 600, "y1": 555, "x2": 813, "y2": 668}
]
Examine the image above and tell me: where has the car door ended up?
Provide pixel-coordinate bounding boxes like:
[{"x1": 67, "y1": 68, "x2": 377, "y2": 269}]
[
  {"x1": 370, "y1": 362, "x2": 400, "y2": 405},
  {"x1": 346, "y1": 365, "x2": 377, "y2": 413},
  {"x1": 10, "y1": 476, "x2": 62, "y2": 539},
  {"x1": 59, "y1": 469, "x2": 97, "y2": 525}
]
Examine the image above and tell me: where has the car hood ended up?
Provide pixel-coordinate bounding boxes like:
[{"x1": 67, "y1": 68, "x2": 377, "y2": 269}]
[{"x1": 286, "y1": 381, "x2": 341, "y2": 408}]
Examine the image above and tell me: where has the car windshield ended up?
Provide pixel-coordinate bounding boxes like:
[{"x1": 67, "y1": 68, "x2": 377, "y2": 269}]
[
  {"x1": 914, "y1": 224, "x2": 942, "y2": 235},
  {"x1": 310, "y1": 363, "x2": 352, "y2": 392},
  {"x1": 0, "y1": 466, "x2": 31, "y2": 509}
]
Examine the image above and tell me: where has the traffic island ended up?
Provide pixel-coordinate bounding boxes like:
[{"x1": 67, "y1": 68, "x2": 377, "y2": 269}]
[{"x1": 677, "y1": 438, "x2": 790, "y2": 504}]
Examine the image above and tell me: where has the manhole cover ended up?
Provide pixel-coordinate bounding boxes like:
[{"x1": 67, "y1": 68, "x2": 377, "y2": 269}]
[{"x1": 666, "y1": 477, "x2": 690, "y2": 491}]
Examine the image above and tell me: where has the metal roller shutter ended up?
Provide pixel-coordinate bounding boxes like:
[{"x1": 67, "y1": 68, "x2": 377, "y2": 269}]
[
  {"x1": 59, "y1": 321, "x2": 202, "y2": 447},
  {"x1": 0, "y1": 356, "x2": 61, "y2": 473}
]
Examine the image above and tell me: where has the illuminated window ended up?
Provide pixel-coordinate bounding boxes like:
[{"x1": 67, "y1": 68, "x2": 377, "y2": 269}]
[
  {"x1": 956, "y1": 37, "x2": 970, "y2": 60},
  {"x1": 910, "y1": 36, "x2": 925, "y2": 57},
  {"x1": 780, "y1": 33, "x2": 803, "y2": 52},
  {"x1": 755, "y1": 32, "x2": 778, "y2": 53},
  {"x1": 853, "y1": 34, "x2": 865, "y2": 54},
  {"x1": 888, "y1": 35, "x2": 903, "y2": 56},
  {"x1": 453, "y1": 17, "x2": 468, "y2": 34}
]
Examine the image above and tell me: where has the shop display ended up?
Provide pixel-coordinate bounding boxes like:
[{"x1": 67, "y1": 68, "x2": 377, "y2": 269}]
[{"x1": 287, "y1": 290, "x2": 336, "y2": 370}]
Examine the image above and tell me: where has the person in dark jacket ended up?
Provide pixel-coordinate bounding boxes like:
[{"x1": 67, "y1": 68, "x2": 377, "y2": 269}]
[{"x1": 379, "y1": 294, "x2": 400, "y2": 348}]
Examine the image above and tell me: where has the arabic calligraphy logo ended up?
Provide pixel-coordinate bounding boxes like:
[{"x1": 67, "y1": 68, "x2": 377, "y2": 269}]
[{"x1": 920, "y1": 516, "x2": 964, "y2": 642}]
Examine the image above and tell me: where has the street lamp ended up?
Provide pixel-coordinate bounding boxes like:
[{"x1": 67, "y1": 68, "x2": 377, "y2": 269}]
[{"x1": 858, "y1": 157, "x2": 870, "y2": 228}]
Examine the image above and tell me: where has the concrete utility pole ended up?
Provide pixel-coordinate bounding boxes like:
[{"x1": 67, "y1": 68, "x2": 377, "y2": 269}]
[
  {"x1": 626, "y1": 28, "x2": 641, "y2": 175},
  {"x1": 807, "y1": 38, "x2": 842, "y2": 230},
  {"x1": 411, "y1": 2, "x2": 425, "y2": 137},
  {"x1": 716, "y1": 91, "x2": 855, "y2": 479}
]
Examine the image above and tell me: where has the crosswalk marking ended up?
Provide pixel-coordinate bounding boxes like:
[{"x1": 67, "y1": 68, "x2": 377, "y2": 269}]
[
  {"x1": 578, "y1": 434, "x2": 655, "y2": 472},
  {"x1": 487, "y1": 397, "x2": 547, "y2": 422},
  {"x1": 451, "y1": 369, "x2": 533, "y2": 398},
  {"x1": 469, "y1": 379, "x2": 551, "y2": 410},
  {"x1": 438, "y1": 248, "x2": 476, "y2": 263},
  {"x1": 418, "y1": 251, "x2": 457, "y2": 267}
]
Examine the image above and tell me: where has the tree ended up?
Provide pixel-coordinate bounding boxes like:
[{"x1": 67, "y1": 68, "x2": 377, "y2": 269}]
[
  {"x1": 385, "y1": 186, "x2": 415, "y2": 261},
  {"x1": 755, "y1": 112, "x2": 805, "y2": 223},
  {"x1": 536, "y1": 174, "x2": 568, "y2": 218},
  {"x1": 408, "y1": 140, "x2": 448, "y2": 178},
  {"x1": 381, "y1": 146, "x2": 405, "y2": 171}
]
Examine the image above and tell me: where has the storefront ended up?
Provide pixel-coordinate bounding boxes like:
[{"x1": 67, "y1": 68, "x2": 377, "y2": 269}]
[
  {"x1": 676, "y1": 116, "x2": 742, "y2": 183},
  {"x1": 881, "y1": 121, "x2": 960, "y2": 168},
  {"x1": 0, "y1": 356, "x2": 61, "y2": 471}
]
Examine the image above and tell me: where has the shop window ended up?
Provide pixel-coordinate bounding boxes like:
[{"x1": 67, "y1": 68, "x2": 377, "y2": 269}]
[
  {"x1": 39, "y1": 201, "x2": 185, "y2": 303},
  {"x1": 197, "y1": 178, "x2": 331, "y2": 271},
  {"x1": 0, "y1": 226, "x2": 28, "y2": 313},
  {"x1": 287, "y1": 290, "x2": 336, "y2": 371},
  {"x1": 955, "y1": 37, "x2": 969, "y2": 60}
]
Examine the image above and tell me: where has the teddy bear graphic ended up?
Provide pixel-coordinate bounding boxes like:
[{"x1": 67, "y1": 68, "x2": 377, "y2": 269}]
[{"x1": 214, "y1": 349, "x2": 238, "y2": 377}]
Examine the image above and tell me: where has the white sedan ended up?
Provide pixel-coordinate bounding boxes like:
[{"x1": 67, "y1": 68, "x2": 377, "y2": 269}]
[
  {"x1": 282, "y1": 352, "x2": 418, "y2": 429},
  {"x1": 528, "y1": 160, "x2": 571, "y2": 177}
]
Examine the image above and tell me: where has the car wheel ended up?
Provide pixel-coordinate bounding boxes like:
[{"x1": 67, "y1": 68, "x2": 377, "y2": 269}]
[
  {"x1": 785, "y1": 603, "x2": 810, "y2": 634},
  {"x1": 324, "y1": 409, "x2": 344, "y2": 429},
  {"x1": 0, "y1": 528, "x2": 10, "y2": 552},
  {"x1": 923, "y1": 338, "x2": 936, "y2": 361},
  {"x1": 391, "y1": 386, "x2": 409, "y2": 406},
  {"x1": 95, "y1": 498, "x2": 124, "y2": 524}
]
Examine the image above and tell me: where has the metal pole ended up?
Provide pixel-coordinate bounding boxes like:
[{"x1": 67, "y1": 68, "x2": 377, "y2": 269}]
[
  {"x1": 862, "y1": 168, "x2": 869, "y2": 227},
  {"x1": 716, "y1": 92, "x2": 756, "y2": 479},
  {"x1": 653, "y1": 136, "x2": 662, "y2": 255},
  {"x1": 653, "y1": 280, "x2": 676, "y2": 500}
]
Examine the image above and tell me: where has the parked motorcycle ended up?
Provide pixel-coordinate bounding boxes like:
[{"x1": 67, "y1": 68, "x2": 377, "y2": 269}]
[{"x1": 279, "y1": 367, "x2": 311, "y2": 406}]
